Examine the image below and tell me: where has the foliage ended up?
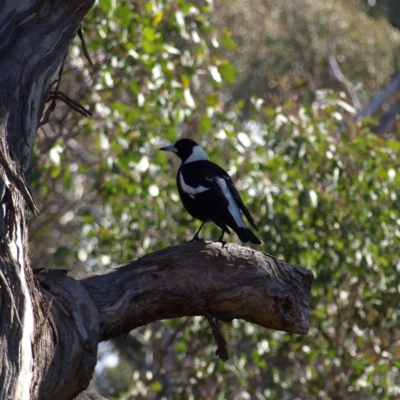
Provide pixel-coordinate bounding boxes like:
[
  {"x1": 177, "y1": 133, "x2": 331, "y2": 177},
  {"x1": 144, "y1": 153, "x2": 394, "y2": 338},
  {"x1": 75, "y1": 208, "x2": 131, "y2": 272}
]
[
  {"x1": 31, "y1": 0, "x2": 232, "y2": 270},
  {"x1": 29, "y1": 0, "x2": 400, "y2": 399},
  {"x1": 92, "y1": 95, "x2": 400, "y2": 399},
  {"x1": 210, "y1": 0, "x2": 400, "y2": 110}
]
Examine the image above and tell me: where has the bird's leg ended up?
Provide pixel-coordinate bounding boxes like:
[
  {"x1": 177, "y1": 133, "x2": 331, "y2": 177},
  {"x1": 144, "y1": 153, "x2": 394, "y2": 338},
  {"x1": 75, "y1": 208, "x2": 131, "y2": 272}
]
[
  {"x1": 190, "y1": 221, "x2": 206, "y2": 242},
  {"x1": 217, "y1": 230, "x2": 227, "y2": 245}
]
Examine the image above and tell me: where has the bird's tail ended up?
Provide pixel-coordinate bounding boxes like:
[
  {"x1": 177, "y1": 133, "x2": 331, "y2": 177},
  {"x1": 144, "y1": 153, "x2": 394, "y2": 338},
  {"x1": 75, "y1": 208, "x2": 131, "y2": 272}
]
[
  {"x1": 226, "y1": 179, "x2": 259, "y2": 232},
  {"x1": 239, "y1": 206, "x2": 258, "y2": 232},
  {"x1": 235, "y1": 227, "x2": 262, "y2": 245}
]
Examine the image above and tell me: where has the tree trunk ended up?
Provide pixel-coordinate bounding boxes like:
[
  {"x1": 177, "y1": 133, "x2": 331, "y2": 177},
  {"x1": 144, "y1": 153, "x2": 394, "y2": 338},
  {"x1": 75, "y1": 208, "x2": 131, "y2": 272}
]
[
  {"x1": 0, "y1": 1, "x2": 96, "y2": 399},
  {"x1": 0, "y1": 2, "x2": 314, "y2": 399}
]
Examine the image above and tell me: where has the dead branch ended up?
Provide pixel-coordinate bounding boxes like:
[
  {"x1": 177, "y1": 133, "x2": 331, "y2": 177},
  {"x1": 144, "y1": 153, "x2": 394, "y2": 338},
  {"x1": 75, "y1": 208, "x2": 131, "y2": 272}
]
[
  {"x1": 80, "y1": 241, "x2": 314, "y2": 346},
  {"x1": 204, "y1": 311, "x2": 229, "y2": 361},
  {"x1": 48, "y1": 91, "x2": 92, "y2": 117},
  {"x1": 354, "y1": 75, "x2": 400, "y2": 121},
  {"x1": 40, "y1": 53, "x2": 68, "y2": 126},
  {"x1": 375, "y1": 98, "x2": 400, "y2": 135},
  {"x1": 78, "y1": 25, "x2": 94, "y2": 67},
  {"x1": 31, "y1": 241, "x2": 312, "y2": 398},
  {"x1": 328, "y1": 43, "x2": 400, "y2": 134},
  {"x1": 40, "y1": 56, "x2": 92, "y2": 126},
  {"x1": 328, "y1": 43, "x2": 361, "y2": 111}
]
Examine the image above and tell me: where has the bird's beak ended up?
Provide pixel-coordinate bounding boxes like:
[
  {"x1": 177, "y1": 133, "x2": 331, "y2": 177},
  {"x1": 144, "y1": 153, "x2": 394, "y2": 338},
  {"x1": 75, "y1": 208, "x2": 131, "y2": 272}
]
[{"x1": 159, "y1": 144, "x2": 177, "y2": 152}]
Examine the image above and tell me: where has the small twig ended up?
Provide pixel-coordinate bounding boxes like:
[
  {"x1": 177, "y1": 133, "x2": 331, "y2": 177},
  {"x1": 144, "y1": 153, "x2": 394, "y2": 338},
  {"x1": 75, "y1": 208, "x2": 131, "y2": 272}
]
[
  {"x1": 78, "y1": 25, "x2": 93, "y2": 67},
  {"x1": 204, "y1": 311, "x2": 229, "y2": 361},
  {"x1": 55, "y1": 54, "x2": 66, "y2": 92},
  {"x1": 47, "y1": 91, "x2": 92, "y2": 117},
  {"x1": 40, "y1": 53, "x2": 67, "y2": 126},
  {"x1": 40, "y1": 99, "x2": 57, "y2": 127}
]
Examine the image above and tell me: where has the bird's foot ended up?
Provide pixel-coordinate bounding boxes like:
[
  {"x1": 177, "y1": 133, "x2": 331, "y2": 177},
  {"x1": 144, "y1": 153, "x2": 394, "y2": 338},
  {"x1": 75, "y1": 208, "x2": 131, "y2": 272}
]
[
  {"x1": 216, "y1": 230, "x2": 226, "y2": 245},
  {"x1": 189, "y1": 236, "x2": 205, "y2": 242}
]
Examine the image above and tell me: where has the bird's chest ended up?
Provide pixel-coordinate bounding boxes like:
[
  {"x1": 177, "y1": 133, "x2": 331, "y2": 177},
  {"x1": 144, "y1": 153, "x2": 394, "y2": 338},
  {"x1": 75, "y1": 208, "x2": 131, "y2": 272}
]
[{"x1": 176, "y1": 169, "x2": 211, "y2": 221}]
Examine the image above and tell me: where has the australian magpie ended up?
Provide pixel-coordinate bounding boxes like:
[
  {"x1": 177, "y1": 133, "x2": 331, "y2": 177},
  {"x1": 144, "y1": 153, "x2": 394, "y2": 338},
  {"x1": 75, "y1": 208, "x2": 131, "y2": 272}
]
[{"x1": 160, "y1": 138, "x2": 261, "y2": 244}]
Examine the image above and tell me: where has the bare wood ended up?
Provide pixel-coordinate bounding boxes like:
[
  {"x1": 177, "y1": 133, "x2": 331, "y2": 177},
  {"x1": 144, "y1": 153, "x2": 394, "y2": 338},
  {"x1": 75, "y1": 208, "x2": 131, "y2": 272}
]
[
  {"x1": 0, "y1": 1, "x2": 95, "y2": 399},
  {"x1": 353, "y1": 76, "x2": 400, "y2": 134},
  {"x1": 328, "y1": 43, "x2": 361, "y2": 111},
  {"x1": 375, "y1": 98, "x2": 400, "y2": 135},
  {"x1": 80, "y1": 242, "x2": 314, "y2": 342},
  {"x1": 354, "y1": 75, "x2": 400, "y2": 121},
  {"x1": 328, "y1": 44, "x2": 400, "y2": 135}
]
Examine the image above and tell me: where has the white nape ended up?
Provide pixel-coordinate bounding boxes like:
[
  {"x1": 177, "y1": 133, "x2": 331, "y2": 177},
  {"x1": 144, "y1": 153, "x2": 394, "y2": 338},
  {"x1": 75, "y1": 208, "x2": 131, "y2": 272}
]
[
  {"x1": 180, "y1": 172, "x2": 210, "y2": 198},
  {"x1": 216, "y1": 177, "x2": 247, "y2": 228},
  {"x1": 184, "y1": 145, "x2": 209, "y2": 164}
]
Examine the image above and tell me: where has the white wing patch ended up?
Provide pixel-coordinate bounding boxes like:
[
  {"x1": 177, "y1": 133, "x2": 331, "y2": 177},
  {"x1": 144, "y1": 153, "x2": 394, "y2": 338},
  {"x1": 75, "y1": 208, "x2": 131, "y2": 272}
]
[
  {"x1": 184, "y1": 145, "x2": 209, "y2": 164},
  {"x1": 216, "y1": 177, "x2": 247, "y2": 228},
  {"x1": 180, "y1": 172, "x2": 210, "y2": 198}
]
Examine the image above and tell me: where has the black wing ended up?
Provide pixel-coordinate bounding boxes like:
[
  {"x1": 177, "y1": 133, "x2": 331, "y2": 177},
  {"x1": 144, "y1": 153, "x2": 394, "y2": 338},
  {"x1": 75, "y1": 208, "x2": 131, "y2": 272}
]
[
  {"x1": 190, "y1": 161, "x2": 259, "y2": 231},
  {"x1": 180, "y1": 160, "x2": 259, "y2": 234},
  {"x1": 225, "y1": 177, "x2": 258, "y2": 231}
]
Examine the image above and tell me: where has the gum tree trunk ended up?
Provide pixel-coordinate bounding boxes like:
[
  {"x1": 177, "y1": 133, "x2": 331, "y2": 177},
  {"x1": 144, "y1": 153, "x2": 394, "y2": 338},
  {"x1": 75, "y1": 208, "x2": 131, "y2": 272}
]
[{"x1": 0, "y1": 1, "x2": 96, "y2": 399}]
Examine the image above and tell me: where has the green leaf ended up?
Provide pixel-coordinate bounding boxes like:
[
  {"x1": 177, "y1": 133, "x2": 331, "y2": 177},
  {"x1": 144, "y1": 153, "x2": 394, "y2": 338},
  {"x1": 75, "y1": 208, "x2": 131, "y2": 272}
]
[
  {"x1": 221, "y1": 32, "x2": 237, "y2": 50},
  {"x1": 218, "y1": 62, "x2": 238, "y2": 84}
]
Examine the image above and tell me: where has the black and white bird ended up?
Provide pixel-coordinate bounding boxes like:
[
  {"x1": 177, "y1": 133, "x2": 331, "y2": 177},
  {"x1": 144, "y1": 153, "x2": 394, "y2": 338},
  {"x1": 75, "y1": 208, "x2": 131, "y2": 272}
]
[{"x1": 160, "y1": 138, "x2": 261, "y2": 244}]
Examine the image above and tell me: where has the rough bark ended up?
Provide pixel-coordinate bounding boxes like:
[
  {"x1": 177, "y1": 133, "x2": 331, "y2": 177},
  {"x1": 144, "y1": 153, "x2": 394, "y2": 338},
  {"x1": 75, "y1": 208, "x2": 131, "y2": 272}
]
[
  {"x1": 28, "y1": 240, "x2": 313, "y2": 400},
  {"x1": 75, "y1": 392, "x2": 108, "y2": 400},
  {"x1": 81, "y1": 242, "x2": 313, "y2": 341},
  {"x1": 0, "y1": 1, "x2": 95, "y2": 399},
  {"x1": 32, "y1": 270, "x2": 99, "y2": 400}
]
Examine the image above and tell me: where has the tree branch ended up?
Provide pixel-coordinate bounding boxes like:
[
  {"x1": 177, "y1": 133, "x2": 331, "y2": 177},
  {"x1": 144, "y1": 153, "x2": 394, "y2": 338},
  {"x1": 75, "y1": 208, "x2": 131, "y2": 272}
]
[
  {"x1": 30, "y1": 242, "x2": 312, "y2": 397},
  {"x1": 328, "y1": 43, "x2": 361, "y2": 111},
  {"x1": 80, "y1": 242, "x2": 314, "y2": 343},
  {"x1": 354, "y1": 75, "x2": 400, "y2": 121},
  {"x1": 204, "y1": 311, "x2": 229, "y2": 361},
  {"x1": 375, "y1": 98, "x2": 400, "y2": 135},
  {"x1": 78, "y1": 25, "x2": 94, "y2": 67},
  {"x1": 328, "y1": 43, "x2": 400, "y2": 135}
]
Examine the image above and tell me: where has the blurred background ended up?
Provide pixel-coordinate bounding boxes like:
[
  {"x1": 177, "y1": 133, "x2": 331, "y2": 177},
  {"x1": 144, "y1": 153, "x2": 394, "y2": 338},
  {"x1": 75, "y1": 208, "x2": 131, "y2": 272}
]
[{"x1": 30, "y1": 0, "x2": 400, "y2": 398}]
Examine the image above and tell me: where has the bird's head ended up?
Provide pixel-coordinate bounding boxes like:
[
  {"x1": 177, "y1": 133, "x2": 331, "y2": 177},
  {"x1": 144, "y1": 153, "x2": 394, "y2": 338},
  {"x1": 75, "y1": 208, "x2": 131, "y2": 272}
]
[{"x1": 159, "y1": 138, "x2": 209, "y2": 164}]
